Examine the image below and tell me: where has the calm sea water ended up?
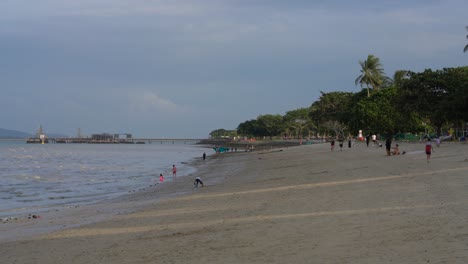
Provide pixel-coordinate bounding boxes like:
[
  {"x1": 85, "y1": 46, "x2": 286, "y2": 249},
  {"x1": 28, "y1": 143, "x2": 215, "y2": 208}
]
[{"x1": 0, "y1": 140, "x2": 210, "y2": 217}]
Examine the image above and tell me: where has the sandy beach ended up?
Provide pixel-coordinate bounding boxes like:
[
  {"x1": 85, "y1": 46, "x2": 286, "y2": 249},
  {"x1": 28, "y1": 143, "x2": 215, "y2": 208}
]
[{"x1": 1, "y1": 141, "x2": 468, "y2": 263}]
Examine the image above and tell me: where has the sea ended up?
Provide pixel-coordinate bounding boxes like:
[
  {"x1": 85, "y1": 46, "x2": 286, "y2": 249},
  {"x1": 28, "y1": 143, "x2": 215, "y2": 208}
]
[{"x1": 0, "y1": 140, "x2": 210, "y2": 218}]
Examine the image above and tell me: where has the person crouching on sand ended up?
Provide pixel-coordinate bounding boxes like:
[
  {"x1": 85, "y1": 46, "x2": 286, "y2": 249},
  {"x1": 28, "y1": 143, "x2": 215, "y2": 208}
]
[
  {"x1": 194, "y1": 177, "x2": 204, "y2": 188},
  {"x1": 159, "y1": 174, "x2": 164, "y2": 182},
  {"x1": 391, "y1": 144, "x2": 400, "y2": 155}
]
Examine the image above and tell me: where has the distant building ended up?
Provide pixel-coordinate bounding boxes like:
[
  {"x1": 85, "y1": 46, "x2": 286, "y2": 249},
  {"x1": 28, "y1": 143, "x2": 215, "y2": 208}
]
[
  {"x1": 91, "y1": 133, "x2": 114, "y2": 141},
  {"x1": 90, "y1": 133, "x2": 133, "y2": 143}
]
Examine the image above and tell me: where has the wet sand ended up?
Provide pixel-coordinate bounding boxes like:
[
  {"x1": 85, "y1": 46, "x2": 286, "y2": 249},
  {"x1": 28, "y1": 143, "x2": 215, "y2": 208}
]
[{"x1": 1, "y1": 141, "x2": 468, "y2": 263}]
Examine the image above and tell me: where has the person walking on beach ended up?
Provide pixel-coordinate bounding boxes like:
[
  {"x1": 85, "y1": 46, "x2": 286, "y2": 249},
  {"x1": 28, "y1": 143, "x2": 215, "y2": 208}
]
[
  {"x1": 366, "y1": 134, "x2": 370, "y2": 147},
  {"x1": 338, "y1": 137, "x2": 344, "y2": 151},
  {"x1": 203, "y1": 152, "x2": 206, "y2": 161},
  {"x1": 172, "y1": 164, "x2": 177, "y2": 176},
  {"x1": 330, "y1": 139, "x2": 335, "y2": 151},
  {"x1": 426, "y1": 139, "x2": 434, "y2": 162},
  {"x1": 159, "y1": 173, "x2": 164, "y2": 183},
  {"x1": 194, "y1": 176, "x2": 204, "y2": 188}
]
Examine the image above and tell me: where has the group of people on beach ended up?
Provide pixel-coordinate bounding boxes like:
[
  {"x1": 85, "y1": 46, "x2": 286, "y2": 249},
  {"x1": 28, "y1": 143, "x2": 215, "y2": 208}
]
[
  {"x1": 331, "y1": 133, "x2": 439, "y2": 163},
  {"x1": 157, "y1": 153, "x2": 206, "y2": 188},
  {"x1": 384, "y1": 135, "x2": 437, "y2": 162},
  {"x1": 158, "y1": 164, "x2": 177, "y2": 183},
  {"x1": 388, "y1": 136, "x2": 437, "y2": 162},
  {"x1": 330, "y1": 137, "x2": 353, "y2": 151}
]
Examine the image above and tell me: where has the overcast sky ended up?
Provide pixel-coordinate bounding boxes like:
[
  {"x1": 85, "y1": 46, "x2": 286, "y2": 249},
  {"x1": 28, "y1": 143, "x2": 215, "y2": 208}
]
[{"x1": 1, "y1": 0, "x2": 467, "y2": 138}]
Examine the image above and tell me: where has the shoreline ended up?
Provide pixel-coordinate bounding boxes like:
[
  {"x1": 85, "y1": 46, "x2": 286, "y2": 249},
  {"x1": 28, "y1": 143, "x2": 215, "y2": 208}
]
[
  {"x1": 1, "y1": 141, "x2": 468, "y2": 263},
  {"x1": 0, "y1": 142, "x2": 211, "y2": 216},
  {"x1": 0, "y1": 147, "x2": 218, "y2": 241}
]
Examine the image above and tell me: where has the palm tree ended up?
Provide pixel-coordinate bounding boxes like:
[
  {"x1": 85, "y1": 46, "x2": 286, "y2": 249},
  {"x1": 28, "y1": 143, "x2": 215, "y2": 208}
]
[
  {"x1": 464, "y1": 26, "x2": 468, "y2": 53},
  {"x1": 355, "y1": 54, "x2": 386, "y2": 97},
  {"x1": 392, "y1": 70, "x2": 410, "y2": 87}
]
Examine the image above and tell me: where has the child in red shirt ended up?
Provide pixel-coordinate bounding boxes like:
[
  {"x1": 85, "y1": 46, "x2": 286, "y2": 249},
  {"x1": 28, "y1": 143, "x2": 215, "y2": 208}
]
[{"x1": 425, "y1": 139, "x2": 434, "y2": 163}]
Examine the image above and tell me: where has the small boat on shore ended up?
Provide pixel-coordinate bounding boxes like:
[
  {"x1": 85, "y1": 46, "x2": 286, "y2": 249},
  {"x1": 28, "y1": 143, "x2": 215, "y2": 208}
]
[{"x1": 214, "y1": 147, "x2": 230, "y2": 153}]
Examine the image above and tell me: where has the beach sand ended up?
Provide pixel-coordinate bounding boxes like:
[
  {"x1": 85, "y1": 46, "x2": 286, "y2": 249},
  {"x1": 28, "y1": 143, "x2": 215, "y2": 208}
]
[{"x1": 1, "y1": 141, "x2": 468, "y2": 263}]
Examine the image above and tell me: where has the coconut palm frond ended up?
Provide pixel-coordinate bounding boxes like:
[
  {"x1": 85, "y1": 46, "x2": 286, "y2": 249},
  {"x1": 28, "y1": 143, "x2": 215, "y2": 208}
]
[{"x1": 465, "y1": 26, "x2": 468, "y2": 53}]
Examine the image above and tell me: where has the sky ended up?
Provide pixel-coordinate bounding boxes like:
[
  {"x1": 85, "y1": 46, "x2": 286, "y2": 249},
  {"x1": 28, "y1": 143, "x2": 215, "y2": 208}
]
[{"x1": 1, "y1": 0, "x2": 467, "y2": 138}]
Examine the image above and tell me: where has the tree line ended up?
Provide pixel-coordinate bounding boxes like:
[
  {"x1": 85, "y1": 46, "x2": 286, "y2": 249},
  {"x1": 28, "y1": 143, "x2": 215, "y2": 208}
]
[{"x1": 213, "y1": 55, "x2": 467, "y2": 140}]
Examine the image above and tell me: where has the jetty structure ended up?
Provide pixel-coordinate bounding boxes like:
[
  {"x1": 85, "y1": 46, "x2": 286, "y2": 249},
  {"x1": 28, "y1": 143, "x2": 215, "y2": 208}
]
[
  {"x1": 24, "y1": 126, "x2": 305, "y2": 149},
  {"x1": 25, "y1": 126, "x2": 303, "y2": 149},
  {"x1": 51, "y1": 134, "x2": 204, "y2": 144},
  {"x1": 53, "y1": 132, "x2": 138, "y2": 144},
  {"x1": 26, "y1": 125, "x2": 48, "y2": 144},
  {"x1": 50, "y1": 129, "x2": 200, "y2": 144}
]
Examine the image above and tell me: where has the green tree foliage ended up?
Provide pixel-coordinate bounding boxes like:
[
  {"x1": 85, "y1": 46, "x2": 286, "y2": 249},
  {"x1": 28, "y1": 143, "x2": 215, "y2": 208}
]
[
  {"x1": 283, "y1": 108, "x2": 310, "y2": 123},
  {"x1": 322, "y1": 120, "x2": 347, "y2": 138},
  {"x1": 309, "y1": 91, "x2": 354, "y2": 124},
  {"x1": 308, "y1": 91, "x2": 354, "y2": 137},
  {"x1": 355, "y1": 54, "x2": 388, "y2": 97},
  {"x1": 237, "y1": 119, "x2": 259, "y2": 137},
  {"x1": 209, "y1": 128, "x2": 236, "y2": 138},
  {"x1": 350, "y1": 86, "x2": 422, "y2": 134},
  {"x1": 448, "y1": 67, "x2": 468, "y2": 122},
  {"x1": 283, "y1": 108, "x2": 311, "y2": 138},
  {"x1": 399, "y1": 67, "x2": 468, "y2": 135},
  {"x1": 256, "y1": 114, "x2": 284, "y2": 138},
  {"x1": 392, "y1": 70, "x2": 411, "y2": 88},
  {"x1": 233, "y1": 66, "x2": 467, "y2": 139}
]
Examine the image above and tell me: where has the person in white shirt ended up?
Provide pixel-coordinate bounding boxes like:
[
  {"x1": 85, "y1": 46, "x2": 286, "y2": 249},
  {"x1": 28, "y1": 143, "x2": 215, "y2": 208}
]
[{"x1": 194, "y1": 177, "x2": 204, "y2": 188}]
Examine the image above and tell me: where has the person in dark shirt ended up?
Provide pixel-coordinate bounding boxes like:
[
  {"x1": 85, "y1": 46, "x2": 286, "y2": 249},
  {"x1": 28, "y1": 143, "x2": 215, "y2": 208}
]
[{"x1": 385, "y1": 136, "x2": 392, "y2": 156}]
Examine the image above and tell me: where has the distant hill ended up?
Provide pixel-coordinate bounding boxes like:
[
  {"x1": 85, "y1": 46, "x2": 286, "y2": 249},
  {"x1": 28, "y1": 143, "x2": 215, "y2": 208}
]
[
  {"x1": 0, "y1": 128, "x2": 32, "y2": 139},
  {"x1": 0, "y1": 128, "x2": 69, "y2": 139}
]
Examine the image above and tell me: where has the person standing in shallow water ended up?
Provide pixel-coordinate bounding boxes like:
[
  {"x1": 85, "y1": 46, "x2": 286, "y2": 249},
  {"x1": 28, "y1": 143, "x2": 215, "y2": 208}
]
[
  {"x1": 203, "y1": 152, "x2": 206, "y2": 161},
  {"x1": 159, "y1": 173, "x2": 164, "y2": 183},
  {"x1": 172, "y1": 164, "x2": 177, "y2": 176}
]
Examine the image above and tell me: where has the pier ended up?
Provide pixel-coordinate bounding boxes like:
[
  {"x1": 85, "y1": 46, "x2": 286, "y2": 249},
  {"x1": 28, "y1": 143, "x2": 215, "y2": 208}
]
[
  {"x1": 28, "y1": 131, "x2": 204, "y2": 144},
  {"x1": 48, "y1": 137, "x2": 204, "y2": 144}
]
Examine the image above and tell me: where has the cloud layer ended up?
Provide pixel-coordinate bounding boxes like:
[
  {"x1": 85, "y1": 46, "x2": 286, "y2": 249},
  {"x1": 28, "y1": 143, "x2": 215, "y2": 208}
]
[{"x1": 1, "y1": 0, "x2": 467, "y2": 137}]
